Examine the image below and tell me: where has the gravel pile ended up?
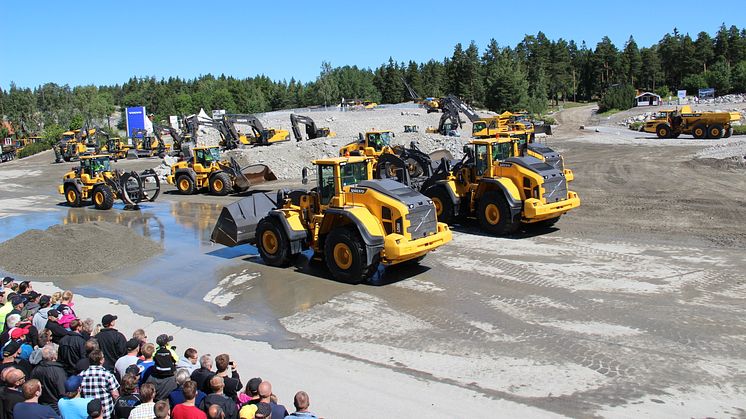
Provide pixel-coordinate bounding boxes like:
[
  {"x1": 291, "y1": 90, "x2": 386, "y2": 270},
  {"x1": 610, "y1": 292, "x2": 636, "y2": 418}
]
[
  {"x1": 0, "y1": 222, "x2": 163, "y2": 277},
  {"x1": 223, "y1": 108, "x2": 474, "y2": 179}
]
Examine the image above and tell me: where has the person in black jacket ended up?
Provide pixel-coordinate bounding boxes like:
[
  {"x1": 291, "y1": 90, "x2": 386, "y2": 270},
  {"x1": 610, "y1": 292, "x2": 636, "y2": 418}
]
[
  {"x1": 30, "y1": 344, "x2": 67, "y2": 414},
  {"x1": 190, "y1": 354, "x2": 215, "y2": 394},
  {"x1": 96, "y1": 314, "x2": 126, "y2": 371},
  {"x1": 57, "y1": 319, "x2": 87, "y2": 375},
  {"x1": 44, "y1": 310, "x2": 72, "y2": 344},
  {"x1": 214, "y1": 354, "x2": 241, "y2": 402},
  {"x1": 199, "y1": 376, "x2": 237, "y2": 419},
  {"x1": 0, "y1": 367, "x2": 26, "y2": 419}
]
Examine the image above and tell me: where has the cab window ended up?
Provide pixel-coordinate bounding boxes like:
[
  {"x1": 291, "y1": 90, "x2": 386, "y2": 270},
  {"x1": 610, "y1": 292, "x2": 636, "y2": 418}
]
[
  {"x1": 318, "y1": 164, "x2": 335, "y2": 205},
  {"x1": 492, "y1": 142, "x2": 512, "y2": 161},
  {"x1": 472, "y1": 122, "x2": 486, "y2": 133},
  {"x1": 475, "y1": 144, "x2": 489, "y2": 176},
  {"x1": 340, "y1": 162, "x2": 368, "y2": 187}
]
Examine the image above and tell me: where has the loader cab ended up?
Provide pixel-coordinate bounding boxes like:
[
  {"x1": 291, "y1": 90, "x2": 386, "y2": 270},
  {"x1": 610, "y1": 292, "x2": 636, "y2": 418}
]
[
  {"x1": 315, "y1": 157, "x2": 372, "y2": 207},
  {"x1": 194, "y1": 147, "x2": 221, "y2": 167},
  {"x1": 81, "y1": 156, "x2": 111, "y2": 177},
  {"x1": 365, "y1": 131, "x2": 393, "y2": 152}
]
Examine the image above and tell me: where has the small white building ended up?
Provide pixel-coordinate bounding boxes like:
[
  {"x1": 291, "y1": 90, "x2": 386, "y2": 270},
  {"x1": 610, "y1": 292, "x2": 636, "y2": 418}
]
[{"x1": 635, "y1": 92, "x2": 661, "y2": 107}]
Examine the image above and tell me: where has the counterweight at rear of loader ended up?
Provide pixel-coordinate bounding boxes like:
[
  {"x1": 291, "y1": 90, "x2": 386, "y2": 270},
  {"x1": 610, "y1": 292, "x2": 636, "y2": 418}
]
[{"x1": 211, "y1": 156, "x2": 452, "y2": 283}]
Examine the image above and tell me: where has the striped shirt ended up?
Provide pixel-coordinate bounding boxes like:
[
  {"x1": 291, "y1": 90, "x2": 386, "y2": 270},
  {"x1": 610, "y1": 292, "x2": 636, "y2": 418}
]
[{"x1": 79, "y1": 365, "x2": 119, "y2": 418}]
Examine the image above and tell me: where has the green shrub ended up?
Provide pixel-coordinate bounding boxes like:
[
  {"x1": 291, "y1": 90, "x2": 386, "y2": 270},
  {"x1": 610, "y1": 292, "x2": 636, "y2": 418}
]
[
  {"x1": 598, "y1": 84, "x2": 636, "y2": 113},
  {"x1": 17, "y1": 141, "x2": 52, "y2": 159},
  {"x1": 538, "y1": 115, "x2": 556, "y2": 125},
  {"x1": 732, "y1": 125, "x2": 746, "y2": 135}
]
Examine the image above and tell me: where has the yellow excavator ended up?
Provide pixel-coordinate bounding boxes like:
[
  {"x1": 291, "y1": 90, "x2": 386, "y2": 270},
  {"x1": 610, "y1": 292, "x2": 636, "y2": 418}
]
[
  {"x1": 219, "y1": 114, "x2": 290, "y2": 149},
  {"x1": 167, "y1": 146, "x2": 276, "y2": 195},
  {"x1": 290, "y1": 114, "x2": 335, "y2": 141},
  {"x1": 211, "y1": 156, "x2": 452, "y2": 283},
  {"x1": 402, "y1": 77, "x2": 440, "y2": 113},
  {"x1": 58, "y1": 155, "x2": 161, "y2": 210}
]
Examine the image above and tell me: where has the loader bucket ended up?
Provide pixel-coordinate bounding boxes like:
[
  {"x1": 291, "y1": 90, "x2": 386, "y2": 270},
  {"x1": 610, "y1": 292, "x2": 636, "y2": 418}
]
[
  {"x1": 230, "y1": 157, "x2": 278, "y2": 192},
  {"x1": 211, "y1": 192, "x2": 278, "y2": 247}
]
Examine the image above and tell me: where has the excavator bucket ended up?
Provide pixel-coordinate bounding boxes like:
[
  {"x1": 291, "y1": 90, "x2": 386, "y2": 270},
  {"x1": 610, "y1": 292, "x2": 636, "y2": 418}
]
[
  {"x1": 126, "y1": 149, "x2": 139, "y2": 159},
  {"x1": 211, "y1": 192, "x2": 278, "y2": 247}
]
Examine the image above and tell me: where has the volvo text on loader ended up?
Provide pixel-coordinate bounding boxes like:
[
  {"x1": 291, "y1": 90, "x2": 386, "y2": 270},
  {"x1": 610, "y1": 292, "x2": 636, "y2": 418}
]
[
  {"x1": 58, "y1": 155, "x2": 161, "y2": 210},
  {"x1": 211, "y1": 156, "x2": 452, "y2": 283}
]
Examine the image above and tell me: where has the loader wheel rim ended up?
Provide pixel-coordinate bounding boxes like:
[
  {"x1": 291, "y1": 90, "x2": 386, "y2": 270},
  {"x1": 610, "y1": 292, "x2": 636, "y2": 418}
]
[
  {"x1": 179, "y1": 179, "x2": 190, "y2": 191},
  {"x1": 658, "y1": 128, "x2": 666, "y2": 137},
  {"x1": 261, "y1": 230, "x2": 279, "y2": 255},
  {"x1": 66, "y1": 190, "x2": 76, "y2": 203},
  {"x1": 94, "y1": 191, "x2": 104, "y2": 205},
  {"x1": 485, "y1": 203, "x2": 500, "y2": 225},
  {"x1": 333, "y1": 243, "x2": 353, "y2": 270},
  {"x1": 214, "y1": 178, "x2": 224, "y2": 192},
  {"x1": 432, "y1": 197, "x2": 443, "y2": 216}
]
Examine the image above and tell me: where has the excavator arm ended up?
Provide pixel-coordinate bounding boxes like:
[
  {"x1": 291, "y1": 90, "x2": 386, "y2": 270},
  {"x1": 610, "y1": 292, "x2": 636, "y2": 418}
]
[{"x1": 290, "y1": 113, "x2": 328, "y2": 141}]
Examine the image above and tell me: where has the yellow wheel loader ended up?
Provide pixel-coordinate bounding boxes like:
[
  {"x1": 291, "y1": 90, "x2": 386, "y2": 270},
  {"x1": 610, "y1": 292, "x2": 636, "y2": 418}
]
[
  {"x1": 58, "y1": 155, "x2": 161, "y2": 210},
  {"x1": 421, "y1": 137, "x2": 580, "y2": 234},
  {"x1": 643, "y1": 105, "x2": 741, "y2": 139},
  {"x1": 167, "y1": 146, "x2": 277, "y2": 196},
  {"x1": 211, "y1": 156, "x2": 452, "y2": 283}
]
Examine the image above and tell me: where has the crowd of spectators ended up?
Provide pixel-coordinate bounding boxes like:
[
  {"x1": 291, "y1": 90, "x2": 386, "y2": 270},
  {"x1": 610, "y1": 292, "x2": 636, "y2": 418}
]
[{"x1": 0, "y1": 276, "x2": 320, "y2": 419}]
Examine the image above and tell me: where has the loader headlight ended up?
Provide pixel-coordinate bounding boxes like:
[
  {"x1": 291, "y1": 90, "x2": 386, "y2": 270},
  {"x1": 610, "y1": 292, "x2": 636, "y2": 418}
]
[{"x1": 408, "y1": 204, "x2": 415, "y2": 209}]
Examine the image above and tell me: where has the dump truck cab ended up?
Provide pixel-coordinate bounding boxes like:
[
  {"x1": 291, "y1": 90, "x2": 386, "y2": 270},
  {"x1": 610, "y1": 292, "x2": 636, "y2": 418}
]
[
  {"x1": 422, "y1": 137, "x2": 580, "y2": 234},
  {"x1": 58, "y1": 155, "x2": 160, "y2": 210},
  {"x1": 211, "y1": 156, "x2": 452, "y2": 283},
  {"x1": 339, "y1": 130, "x2": 395, "y2": 157}
]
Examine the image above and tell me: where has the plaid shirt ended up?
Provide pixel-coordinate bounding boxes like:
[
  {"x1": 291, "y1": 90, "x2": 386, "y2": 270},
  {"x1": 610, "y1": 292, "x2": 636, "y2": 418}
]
[{"x1": 79, "y1": 365, "x2": 119, "y2": 419}]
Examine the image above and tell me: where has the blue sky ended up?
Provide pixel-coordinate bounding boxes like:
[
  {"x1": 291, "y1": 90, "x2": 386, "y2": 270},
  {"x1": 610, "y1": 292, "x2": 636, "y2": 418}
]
[{"x1": 1, "y1": 0, "x2": 744, "y2": 89}]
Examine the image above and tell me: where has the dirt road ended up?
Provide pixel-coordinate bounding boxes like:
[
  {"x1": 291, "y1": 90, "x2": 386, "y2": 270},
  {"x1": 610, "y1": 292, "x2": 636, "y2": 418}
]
[{"x1": 1, "y1": 105, "x2": 745, "y2": 417}]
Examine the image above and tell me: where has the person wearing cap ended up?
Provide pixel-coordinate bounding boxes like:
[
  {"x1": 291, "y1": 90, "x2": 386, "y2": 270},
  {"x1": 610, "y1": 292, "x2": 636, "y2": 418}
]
[
  {"x1": 30, "y1": 343, "x2": 67, "y2": 413},
  {"x1": 21, "y1": 290, "x2": 42, "y2": 319},
  {"x1": 45, "y1": 308, "x2": 73, "y2": 344},
  {"x1": 115, "y1": 338, "x2": 142, "y2": 381},
  {"x1": 147, "y1": 340, "x2": 178, "y2": 401},
  {"x1": 96, "y1": 314, "x2": 127, "y2": 371},
  {"x1": 253, "y1": 402, "x2": 273, "y2": 419},
  {"x1": 2, "y1": 277, "x2": 16, "y2": 294},
  {"x1": 6, "y1": 294, "x2": 26, "y2": 322},
  {"x1": 12, "y1": 377, "x2": 62, "y2": 419},
  {"x1": 1, "y1": 339, "x2": 33, "y2": 377},
  {"x1": 79, "y1": 349, "x2": 120, "y2": 418},
  {"x1": 237, "y1": 377, "x2": 262, "y2": 418},
  {"x1": 87, "y1": 398, "x2": 104, "y2": 419},
  {"x1": 59, "y1": 319, "x2": 88, "y2": 375},
  {"x1": 32, "y1": 295, "x2": 53, "y2": 332},
  {"x1": 58, "y1": 375, "x2": 95, "y2": 419},
  {"x1": 156, "y1": 333, "x2": 180, "y2": 362}
]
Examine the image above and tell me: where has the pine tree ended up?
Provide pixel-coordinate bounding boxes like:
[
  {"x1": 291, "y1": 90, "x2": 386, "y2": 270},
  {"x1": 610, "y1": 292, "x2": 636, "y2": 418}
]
[{"x1": 694, "y1": 31, "x2": 715, "y2": 73}]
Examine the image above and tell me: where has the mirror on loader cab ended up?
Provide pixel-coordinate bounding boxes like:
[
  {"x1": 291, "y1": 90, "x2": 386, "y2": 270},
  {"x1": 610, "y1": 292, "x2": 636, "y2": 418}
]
[
  {"x1": 301, "y1": 167, "x2": 308, "y2": 185},
  {"x1": 463, "y1": 144, "x2": 471, "y2": 154}
]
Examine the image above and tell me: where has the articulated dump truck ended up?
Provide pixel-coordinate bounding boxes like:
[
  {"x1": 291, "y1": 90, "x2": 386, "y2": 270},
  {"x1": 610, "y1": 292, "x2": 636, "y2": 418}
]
[{"x1": 644, "y1": 105, "x2": 741, "y2": 139}]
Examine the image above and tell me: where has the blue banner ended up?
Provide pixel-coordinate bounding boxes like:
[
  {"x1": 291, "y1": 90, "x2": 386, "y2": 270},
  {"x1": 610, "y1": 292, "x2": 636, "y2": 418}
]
[
  {"x1": 126, "y1": 106, "x2": 147, "y2": 138},
  {"x1": 698, "y1": 88, "x2": 715, "y2": 98}
]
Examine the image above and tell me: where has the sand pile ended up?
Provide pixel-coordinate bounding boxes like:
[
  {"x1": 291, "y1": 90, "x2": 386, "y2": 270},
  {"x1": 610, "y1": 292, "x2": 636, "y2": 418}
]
[{"x1": 0, "y1": 221, "x2": 163, "y2": 277}]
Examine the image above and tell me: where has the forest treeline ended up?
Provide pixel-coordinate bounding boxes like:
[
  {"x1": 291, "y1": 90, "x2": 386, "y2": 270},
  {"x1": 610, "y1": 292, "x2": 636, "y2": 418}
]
[{"x1": 2, "y1": 24, "x2": 746, "y2": 136}]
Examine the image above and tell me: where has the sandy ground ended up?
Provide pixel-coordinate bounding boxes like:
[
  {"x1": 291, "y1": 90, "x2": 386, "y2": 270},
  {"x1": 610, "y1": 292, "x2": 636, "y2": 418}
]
[{"x1": 1, "y1": 104, "x2": 746, "y2": 418}]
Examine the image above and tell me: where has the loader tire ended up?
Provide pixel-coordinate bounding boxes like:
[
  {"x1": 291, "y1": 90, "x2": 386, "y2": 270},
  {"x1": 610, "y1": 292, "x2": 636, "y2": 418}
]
[
  {"x1": 425, "y1": 187, "x2": 454, "y2": 225},
  {"x1": 256, "y1": 218, "x2": 291, "y2": 267},
  {"x1": 325, "y1": 227, "x2": 371, "y2": 284},
  {"x1": 692, "y1": 124, "x2": 707, "y2": 139},
  {"x1": 64, "y1": 185, "x2": 81, "y2": 207},
  {"x1": 655, "y1": 124, "x2": 671, "y2": 139},
  {"x1": 478, "y1": 191, "x2": 519, "y2": 235},
  {"x1": 92, "y1": 185, "x2": 114, "y2": 210},
  {"x1": 176, "y1": 174, "x2": 195, "y2": 195},
  {"x1": 707, "y1": 124, "x2": 724, "y2": 139},
  {"x1": 209, "y1": 172, "x2": 231, "y2": 196}
]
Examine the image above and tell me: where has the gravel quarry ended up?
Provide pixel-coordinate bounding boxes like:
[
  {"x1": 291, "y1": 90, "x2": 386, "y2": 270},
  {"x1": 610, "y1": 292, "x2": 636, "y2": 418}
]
[{"x1": 1, "y1": 104, "x2": 745, "y2": 417}]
